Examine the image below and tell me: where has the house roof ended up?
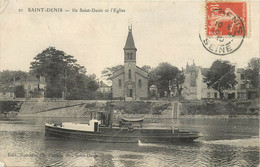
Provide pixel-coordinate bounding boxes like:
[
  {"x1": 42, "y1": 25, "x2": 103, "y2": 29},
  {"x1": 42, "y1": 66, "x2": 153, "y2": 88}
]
[
  {"x1": 124, "y1": 28, "x2": 137, "y2": 50},
  {"x1": 15, "y1": 75, "x2": 45, "y2": 84},
  {"x1": 20, "y1": 76, "x2": 39, "y2": 82}
]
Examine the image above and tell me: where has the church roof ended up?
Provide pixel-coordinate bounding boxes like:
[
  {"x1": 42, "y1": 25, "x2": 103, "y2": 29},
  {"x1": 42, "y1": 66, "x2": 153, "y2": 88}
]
[
  {"x1": 124, "y1": 28, "x2": 137, "y2": 50},
  {"x1": 136, "y1": 66, "x2": 148, "y2": 74},
  {"x1": 111, "y1": 65, "x2": 148, "y2": 79}
]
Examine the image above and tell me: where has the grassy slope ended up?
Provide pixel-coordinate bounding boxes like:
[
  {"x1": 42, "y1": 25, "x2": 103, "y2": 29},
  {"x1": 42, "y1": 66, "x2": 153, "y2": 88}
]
[
  {"x1": 0, "y1": 99, "x2": 258, "y2": 118},
  {"x1": 180, "y1": 100, "x2": 259, "y2": 116}
]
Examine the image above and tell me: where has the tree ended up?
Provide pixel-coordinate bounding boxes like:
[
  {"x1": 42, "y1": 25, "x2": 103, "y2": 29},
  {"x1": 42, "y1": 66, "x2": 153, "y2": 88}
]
[
  {"x1": 170, "y1": 70, "x2": 185, "y2": 97},
  {"x1": 148, "y1": 68, "x2": 159, "y2": 87},
  {"x1": 242, "y1": 58, "x2": 259, "y2": 88},
  {"x1": 30, "y1": 47, "x2": 90, "y2": 98},
  {"x1": 0, "y1": 71, "x2": 28, "y2": 98},
  {"x1": 248, "y1": 57, "x2": 260, "y2": 70},
  {"x1": 87, "y1": 74, "x2": 99, "y2": 91},
  {"x1": 0, "y1": 70, "x2": 28, "y2": 85},
  {"x1": 66, "y1": 73, "x2": 99, "y2": 100},
  {"x1": 203, "y1": 60, "x2": 237, "y2": 99},
  {"x1": 14, "y1": 85, "x2": 25, "y2": 98},
  {"x1": 153, "y1": 63, "x2": 179, "y2": 97},
  {"x1": 101, "y1": 65, "x2": 124, "y2": 81},
  {"x1": 141, "y1": 65, "x2": 152, "y2": 73}
]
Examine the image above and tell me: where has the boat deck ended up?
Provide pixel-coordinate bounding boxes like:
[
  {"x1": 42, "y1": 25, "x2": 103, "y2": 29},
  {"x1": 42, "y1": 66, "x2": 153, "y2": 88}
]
[{"x1": 45, "y1": 123, "x2": 201, "y2": 143}]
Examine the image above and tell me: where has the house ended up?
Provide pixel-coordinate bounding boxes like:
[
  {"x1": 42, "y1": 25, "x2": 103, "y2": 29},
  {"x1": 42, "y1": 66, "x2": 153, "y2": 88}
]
[
  {"x1": 182, "y1": 62, "x2": 257, "y2": 100},
  {"x1": 201, "y1": 64, "x2": 244, "y2": 100},
  {"x1": 236, "y1": 68, "x2": 258, "y2": 99},
  {"x1": 182, "y1": 61, "x2": 256, "y2": 100},
  {"x1": 97, "y1": 81, "x2": 111, "y2": 94},
  {"x1": 0, "y1": 87, "x2": 15, "y2": 100},
  {"x1": 200, "y1": 68, "x2": 220, "y2": 99},
  {"x1": 111, "y1": 26, "x2": 148, "y2": 100},
  {"x1": 0, "y1": 74, "x2": 46, "y2": 99},
  {"x1": 14, "y1": 75, "x2": 46, "y2": 98}
]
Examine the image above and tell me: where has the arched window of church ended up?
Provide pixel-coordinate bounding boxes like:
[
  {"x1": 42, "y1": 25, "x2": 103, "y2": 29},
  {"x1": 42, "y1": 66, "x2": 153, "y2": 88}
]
[
  {"x1": 138, "y1": 79, "x2": 142, "y2": 88},
  {"x1": 119, "y1": 79, "x2": 121, "y2": 88},
  {"x1": 128, "y1": 69, "x2": 131, "y2": 79}
]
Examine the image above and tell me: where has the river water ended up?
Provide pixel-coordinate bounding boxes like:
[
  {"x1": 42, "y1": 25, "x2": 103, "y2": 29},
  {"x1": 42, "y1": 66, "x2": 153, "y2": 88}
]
[{"x1": 0, "y1": 116, "x2": 259, "y2": 167}]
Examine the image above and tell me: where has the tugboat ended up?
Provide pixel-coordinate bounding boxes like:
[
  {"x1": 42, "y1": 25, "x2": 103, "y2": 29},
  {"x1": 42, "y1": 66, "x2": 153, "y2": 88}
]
[{"x1": 45, "y1": 105, "x2": 201, "y2": 143}]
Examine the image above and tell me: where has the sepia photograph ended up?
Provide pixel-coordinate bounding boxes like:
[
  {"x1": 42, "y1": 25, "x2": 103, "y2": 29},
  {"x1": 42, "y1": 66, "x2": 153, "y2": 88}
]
[{"x1": 0, "y1": 0, "x2": 259, "y2": 166}]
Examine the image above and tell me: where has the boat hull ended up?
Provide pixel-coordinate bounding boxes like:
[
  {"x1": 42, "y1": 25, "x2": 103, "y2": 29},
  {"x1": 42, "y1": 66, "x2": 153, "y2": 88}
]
[{"x1": 45, "y1": 123, "x2": 200, "y2": 143}]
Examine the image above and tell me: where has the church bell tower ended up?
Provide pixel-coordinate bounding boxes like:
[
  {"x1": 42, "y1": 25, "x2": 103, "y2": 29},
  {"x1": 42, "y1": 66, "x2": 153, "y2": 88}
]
[
  {"x1": 124, "y1": 25, "x2": 137, "y2": 63},
  {"x1": 123, "y1": 25, "x2": 137, "y2": 99}
]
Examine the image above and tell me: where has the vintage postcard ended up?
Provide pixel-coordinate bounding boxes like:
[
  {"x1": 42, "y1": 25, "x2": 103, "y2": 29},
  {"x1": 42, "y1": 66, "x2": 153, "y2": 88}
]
[{"x1": 0, "y1": 0, "x2": 259, "y2": 166}]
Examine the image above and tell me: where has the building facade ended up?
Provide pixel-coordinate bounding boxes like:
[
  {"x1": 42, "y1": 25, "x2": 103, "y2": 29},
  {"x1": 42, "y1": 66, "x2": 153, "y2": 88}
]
[
  {"x1": 97, "y1": 81, "x2": 111, "y2": 94},
  {"x1": 182, "y1": 62, "x2": 253, "y2": 100},
  {"x1": 0, "y1": 75, "x2": 46, "y2": 99},
  {"x1": 112, "y1": 27, "x2": 148, "y2": 100},
  {"x1": 0, "y1": 87, "x2": 15, "y2": 100},
  {"x1": 14, "y1": 75, "x2": 46, "y2": 98},
  {"x1": 182, "y1": 62, "x2": 202, "y2": 100}
]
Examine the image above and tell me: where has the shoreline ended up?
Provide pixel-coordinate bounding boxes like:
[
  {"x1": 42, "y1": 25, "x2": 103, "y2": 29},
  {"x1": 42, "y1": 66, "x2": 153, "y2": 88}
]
[
  {"x1": 1, "y1": 113, "x2": 258, "y2": 120},
  {"x1": 179, "y1": 114, "x2": 259, "y2": 119}
]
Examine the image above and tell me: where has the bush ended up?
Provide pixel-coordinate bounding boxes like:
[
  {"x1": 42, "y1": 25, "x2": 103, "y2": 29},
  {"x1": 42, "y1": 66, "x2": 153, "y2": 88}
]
[
  {"x1": 0, "y1": 101, "x2": 22, "y2": 113},
  {"x1": 111, "y1": 101, "x2": 152, "y2": 114},
  {"x1": 152, "y1": 103, "x2": 171, "y2": 115}
]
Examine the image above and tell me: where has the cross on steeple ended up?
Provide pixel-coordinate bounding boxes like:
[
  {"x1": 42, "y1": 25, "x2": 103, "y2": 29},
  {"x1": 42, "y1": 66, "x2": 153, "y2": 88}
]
[{"x1": 128, "y1": 18, "x2": 132, "y2": 32}]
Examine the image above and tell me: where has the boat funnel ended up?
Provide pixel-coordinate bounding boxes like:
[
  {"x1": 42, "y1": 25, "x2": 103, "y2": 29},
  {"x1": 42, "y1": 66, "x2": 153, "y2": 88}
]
[{"x1": 108, "y1": 104, "x2": 115, "y2": 128}]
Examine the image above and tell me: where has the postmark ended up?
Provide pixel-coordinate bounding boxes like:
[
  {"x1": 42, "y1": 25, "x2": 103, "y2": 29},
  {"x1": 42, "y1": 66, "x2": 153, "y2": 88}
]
[{"x1": 200, "y1": 1, "x2": 247, "y2": 55}]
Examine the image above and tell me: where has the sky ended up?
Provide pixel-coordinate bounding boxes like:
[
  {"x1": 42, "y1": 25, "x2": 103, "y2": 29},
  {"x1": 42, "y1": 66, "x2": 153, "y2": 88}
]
[{"x1": 0, "y1": 0, "x2": 259, "y2": 80}]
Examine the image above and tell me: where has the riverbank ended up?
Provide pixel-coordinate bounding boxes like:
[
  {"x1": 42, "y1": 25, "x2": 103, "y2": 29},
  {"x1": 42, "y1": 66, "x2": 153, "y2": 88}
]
[
  {"x1": 179, "y1": 114, "x2": 259, "y2": 119},
  {"x1": 181, "y1": 100, "x2": 259, "y2": 116},
  {"x1": 0, "y1": 100, "x2": 259, "y2": 119}
]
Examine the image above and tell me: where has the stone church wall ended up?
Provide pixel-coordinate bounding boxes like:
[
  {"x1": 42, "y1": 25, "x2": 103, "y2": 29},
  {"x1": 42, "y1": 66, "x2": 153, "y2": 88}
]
[
  {"x1": 112, "y1": 74, "x2": 124, "y2": 98},
  {"x1": 135, "y1": 73, "x2": 148, "y2": 98}
]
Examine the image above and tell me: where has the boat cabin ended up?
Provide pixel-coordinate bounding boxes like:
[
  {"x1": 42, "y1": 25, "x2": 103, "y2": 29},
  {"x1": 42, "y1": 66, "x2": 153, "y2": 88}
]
[
  {"x1": 89, "y1": 109, "x2": 144, "y2": 129},
  {"x1": 89, "y1": 110, "x2": 114, "y2": 127},
  {"x1": 62, "y1": 119, "x2": 101, "y2": 132},
  {"x1": 119, "y1": 117, "x2": 144, "y2": 128}
]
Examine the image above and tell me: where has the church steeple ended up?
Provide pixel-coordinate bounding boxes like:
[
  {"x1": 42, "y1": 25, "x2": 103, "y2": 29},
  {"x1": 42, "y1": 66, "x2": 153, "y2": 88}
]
[
  {"x1": 124, "y1": 26, "x2": 137, "y2": 51},
  {"x1": 124, "y1": 26, "x2": 137, "y2": 62}
]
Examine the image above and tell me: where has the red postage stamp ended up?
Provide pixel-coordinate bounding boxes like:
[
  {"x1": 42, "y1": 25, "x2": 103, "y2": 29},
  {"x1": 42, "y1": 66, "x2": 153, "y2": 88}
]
[{"x1": 206, "y1": 1, "x2": 247, "y2": 37}]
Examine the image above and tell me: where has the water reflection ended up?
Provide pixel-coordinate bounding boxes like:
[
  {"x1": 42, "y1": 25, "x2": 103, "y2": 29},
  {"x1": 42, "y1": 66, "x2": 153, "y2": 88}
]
[{"x1": 0, "y1": 117, "x2": 258, "y2": 167}]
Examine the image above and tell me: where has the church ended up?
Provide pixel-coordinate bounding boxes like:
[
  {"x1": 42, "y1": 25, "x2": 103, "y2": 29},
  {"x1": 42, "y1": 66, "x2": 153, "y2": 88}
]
[{"x1": 111, "y1": 26, "x2": 148, "y2": 100}]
